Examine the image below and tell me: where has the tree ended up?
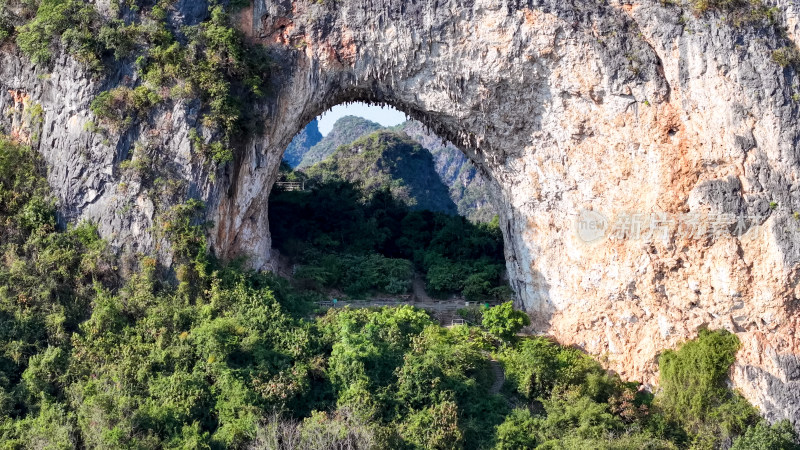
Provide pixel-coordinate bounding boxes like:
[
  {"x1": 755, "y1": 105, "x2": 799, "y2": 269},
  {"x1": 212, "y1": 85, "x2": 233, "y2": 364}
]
[
  {"x1": 731, "y1": 420, "x2": 800, "y2": 450},
  {"x1": 494, "y1": 408, "x2": 539, "y2": 450},
  {"x1": 481, "y1": 302, "x2": 530, "y2": 341},
  {"x1": 401, "y1": 400, "x2": 463, "y2": 450}
]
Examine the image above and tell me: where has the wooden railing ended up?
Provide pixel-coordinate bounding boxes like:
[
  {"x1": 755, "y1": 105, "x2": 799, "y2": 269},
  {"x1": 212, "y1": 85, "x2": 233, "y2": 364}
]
[{"x1": 275, "y1": 181, "x2": 305, "y2": 191}]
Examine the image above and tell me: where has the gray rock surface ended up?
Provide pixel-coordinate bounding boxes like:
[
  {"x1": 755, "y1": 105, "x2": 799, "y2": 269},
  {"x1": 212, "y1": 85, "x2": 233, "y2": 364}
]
[
  {"x1": 399, "y1": 120, "x2": 496, "y2": 222},
  {"x1": 283, "y1": 118, "x2": 322, "y2": 167},
  {"x1": 2, "y1": 0, "x2": 800, "y2": 426}
]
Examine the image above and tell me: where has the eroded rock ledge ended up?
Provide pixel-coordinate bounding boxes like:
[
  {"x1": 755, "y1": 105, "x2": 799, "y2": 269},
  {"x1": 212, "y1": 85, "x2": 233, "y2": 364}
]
[{"x1": 2, "y1": 0, "x2": 800, "y2": 425}]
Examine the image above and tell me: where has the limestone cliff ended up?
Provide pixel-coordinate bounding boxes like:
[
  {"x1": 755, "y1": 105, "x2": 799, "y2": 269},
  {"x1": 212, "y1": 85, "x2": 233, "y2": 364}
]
[
  {"x1": 283, "y1": 118, "x2": 322, "y2": 167},
  {"x1": 2, "y1": 0, "x2": 800, "y2": 426}
]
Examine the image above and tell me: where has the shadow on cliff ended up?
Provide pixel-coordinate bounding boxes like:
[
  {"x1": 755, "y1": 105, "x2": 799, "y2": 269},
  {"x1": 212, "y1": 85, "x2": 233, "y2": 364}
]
[
  {"x1": 524, "y1": 268, "x2": 555, "y2": 332},
  {"x1": 502, "y1": 203, "x2": 555, "y2": 331},
  {"x1": 738, "y1": 355, "x2": 800, "y2": 426}
]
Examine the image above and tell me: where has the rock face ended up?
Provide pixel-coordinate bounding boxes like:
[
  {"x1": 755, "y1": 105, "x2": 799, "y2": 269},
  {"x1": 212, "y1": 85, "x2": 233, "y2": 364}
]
[
  {"x1": 283, "y1": 118, "x2": 322, "y2": 167},
  {"x1": 399, "y1": 120, "x2": 496, "y2": 222},
  {"x1": 2, "y1": 0, "x2": 800, "y2": 426}
]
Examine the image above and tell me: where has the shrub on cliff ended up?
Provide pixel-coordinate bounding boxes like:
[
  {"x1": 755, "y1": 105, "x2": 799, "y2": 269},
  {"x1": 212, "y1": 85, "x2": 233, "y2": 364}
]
[
  {"x1": 657, "y1": 328, "x2": 760, "y2": 446},
  {"x1": 13, "y1": 0, "x2": 271, "y2": 163},
  {"x1": 690, "y1": 0, "x2": 749, "y2": 13},
  {"x1": 132, "y1": 3, "x2": 271, "y2": 163},
  {"x1": 772, "y1": 47, "x2": 800, "y2": 69},
  {"x1": 16, "y1": 0, "x2": 103, "y2": 69},
  {"x1": 90, "y1": 86, "x2": 159, "y2": 130},
  {"x1": 0, "y1": 5, "x2": 11, "y2": 43}
]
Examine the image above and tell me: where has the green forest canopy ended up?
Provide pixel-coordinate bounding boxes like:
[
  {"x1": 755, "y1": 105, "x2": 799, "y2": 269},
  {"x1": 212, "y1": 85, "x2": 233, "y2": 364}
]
[
  {"x1": 0, "y1": 137, "x2": 797, "y2": 449},
  {"x1": 270, "y1": 164, "x2": 511, "y2": 301}
]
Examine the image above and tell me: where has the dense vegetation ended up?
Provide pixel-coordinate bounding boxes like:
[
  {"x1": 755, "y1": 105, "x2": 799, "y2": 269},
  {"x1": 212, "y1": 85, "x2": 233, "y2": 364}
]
[
  {"x1": 0, "y1": 138, "x2": 798, "y2": 448},
  {"x1": 1, "y1": 0, "x2": 800, "y2": 448},
  {"x1": 271, "y1": 164, "x2": 509, "y2": 301}
]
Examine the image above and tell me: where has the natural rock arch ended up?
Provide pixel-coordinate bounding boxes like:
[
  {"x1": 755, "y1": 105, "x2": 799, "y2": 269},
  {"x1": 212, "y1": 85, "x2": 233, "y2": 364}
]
[
  {"x1": 212, "y1": 0, "x2": 669, "y2": 314},
  {"x1": 2, "y1": 0, "x2": 800, "y2": 424},
  {"x1": 208, "y1": 0, "x2": 800, "y2": 424}
]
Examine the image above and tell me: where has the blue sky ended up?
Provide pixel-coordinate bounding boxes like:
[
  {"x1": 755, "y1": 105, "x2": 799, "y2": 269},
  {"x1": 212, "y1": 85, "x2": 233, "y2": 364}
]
[{"x1": 317, "y1": 103, "x2": 408, "y2": 135}]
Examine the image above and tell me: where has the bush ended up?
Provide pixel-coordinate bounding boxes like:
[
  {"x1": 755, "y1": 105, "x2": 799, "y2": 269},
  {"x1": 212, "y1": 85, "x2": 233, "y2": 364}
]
[
  {"x1": 690, "y1": 0, "x2": 748, "y2": 13},
  {"x1": 253, "y1": 409, "x2": 377, "y2": 450},
  {"x1": 0, "y1": 400, "x2": 77, "y2": 449},
  {"x1": 494, "y1": 408, "x2": 539, "y2": 450},
  {"x1": 731, "y1": 420, "x2": 800, "y2": 450},
  {"x1": 502, "y1": 338, "x2": 573, "y2": 400},
  {"x1": 400, "y1": 400, "x2": 463, "y2": 450},
  {"x1": 772, "y1": 47, "x2": 800, "y2": 69},
  {"x1": 425, "y1": 259, "x2": 467, "y2": 295},
  {"x1": 97, "y1": 19, "x2": 141, "y2": 61},
  {"x1": 657, "y1": 328, "x2": 759, "y2": 445},
  {"x1": 0, "y1": 139, "x2": 50, "y2": 217},
  {"x1": 295, "y1": 253, "x2": 412, "y2": 297},
  {"x1": 157, "y1": 198, "x2": 209, "y2": 264},
  {"x1": 462, "y1": 272, "x2": 493, "y2": 301},
  {"x1": 457, "y1": 305, "x2": 483, "y2": 325},
  {"x1": 90, "y1": 86, "x2": 159, "y2": 129},
  {"x1": 0, "y1": 1, "x2": 11, "y2": 42},
  {"x1": 16, "y1": 0, "x2": 102, "y2": 70},
  {"x1": 537, "y1": 391, "x2": 624, "y2": 441}
]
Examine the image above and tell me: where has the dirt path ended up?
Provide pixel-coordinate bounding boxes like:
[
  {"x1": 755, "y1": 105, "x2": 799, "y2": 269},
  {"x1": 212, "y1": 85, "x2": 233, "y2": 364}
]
[
  {"x1": 488, "y1": 358, "x2": 505, "y2": 394},
  {"x1": 411, "y1": 273, "x2": 433, "y2": 303},
  {"x1": 335, "y1": 298, "x2": 467, "y2": 312}
]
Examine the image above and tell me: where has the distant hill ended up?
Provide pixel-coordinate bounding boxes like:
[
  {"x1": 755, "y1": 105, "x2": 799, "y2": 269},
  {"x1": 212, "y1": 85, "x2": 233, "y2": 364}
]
[
  {"x1": 284, "y1": 116, "x2": 496, "y2": 221},
  {"x1": 283, "y1": 119, "x2": 322, "y2": 167},
  {"x1": 397, "y1": 121, "x2": 496, "y2": 223},
  {"x1": 305, "y1": 130, "x2": 458, "y2": 215},
  {"x1": 297, "y1": 116, "x2": 383, "y2": 168}
]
